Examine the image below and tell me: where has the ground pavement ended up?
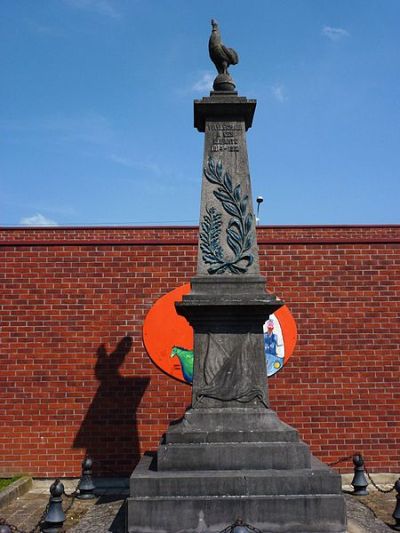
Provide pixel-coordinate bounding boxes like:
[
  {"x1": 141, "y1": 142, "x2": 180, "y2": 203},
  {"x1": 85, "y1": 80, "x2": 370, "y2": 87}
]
[{"x1": 0, "y1": 479, "x2": 397, "y2": 533}]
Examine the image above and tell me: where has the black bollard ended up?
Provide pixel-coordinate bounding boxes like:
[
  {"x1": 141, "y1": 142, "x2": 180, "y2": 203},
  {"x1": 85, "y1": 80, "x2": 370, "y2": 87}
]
[
  {"x1": 0, "y1": 525, "x2": 12, "y2": 533},
  {"x1": 393, "y1": 478, "x2": 400, "y2": 531},
  {"x1": 232, "y1": 519, "x2": 250, "y2": 533},
  {"x1": 351, "y1": 454, "x2": 369, "y2": 496},
  {"x1": 41, "y1": 479, "x2": 65, "y2": 533},
  {"x1": 77, "y1": 456, "x2": 96, "y2": 499},
  {"x1": 232, "y1": 526, "x2": 249, "y2": 533}
]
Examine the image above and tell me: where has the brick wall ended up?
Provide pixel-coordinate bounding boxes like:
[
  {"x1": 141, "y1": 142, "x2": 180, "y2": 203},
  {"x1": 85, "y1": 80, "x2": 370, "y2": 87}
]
[{"x1": 1, "y1": 225, "x2": 399, "y2": 477}]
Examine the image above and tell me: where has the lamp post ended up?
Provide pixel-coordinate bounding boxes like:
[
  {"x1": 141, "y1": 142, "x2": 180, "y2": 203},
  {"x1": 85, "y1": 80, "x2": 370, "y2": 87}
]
[{"x1": 256, "y1": 196, "x2": 264, "y2": 225}]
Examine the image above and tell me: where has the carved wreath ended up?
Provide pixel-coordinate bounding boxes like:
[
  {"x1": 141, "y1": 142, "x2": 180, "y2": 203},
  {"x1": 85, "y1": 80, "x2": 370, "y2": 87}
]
[{"x1": 200, "y1": 157, "x2": 254, "y2": 274}]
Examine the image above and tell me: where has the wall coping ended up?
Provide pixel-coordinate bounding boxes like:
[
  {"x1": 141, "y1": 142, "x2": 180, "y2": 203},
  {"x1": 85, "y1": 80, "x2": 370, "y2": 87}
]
[
  {"x1": 1, "y1": 224, "x2": 400, "y2": 231},
  {"x1": 1, "y1": 225, "x2": 399, "y2": 247}
]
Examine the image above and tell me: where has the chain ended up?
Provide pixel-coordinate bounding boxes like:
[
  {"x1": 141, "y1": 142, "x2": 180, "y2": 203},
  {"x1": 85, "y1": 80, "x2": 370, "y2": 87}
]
[
  {"x1": 61, "y1": 478, "x2": 81, "y2": 516},
  {"x1": 327, "y1": 454, "x2": 397, "y2": 494},
  {"x1": 0, "y1": 480, "x2": 80, "y2": 533},
  {"x1": 328, "y1": 454, "x2": 354, "y2": 467},
  {"x1": 0, "y1": 501, "x2": 49, "y2": 533},
  {"x1": 0, "y1": 517, "x2": 26, "y2": 533},
  {"x1": 29, "y1": 501, "x2": 50, "y2": 533},
  {"x1": 63, "y1": 479, "x2": 80, "y2": 499},
  {"x1": 63, "y1": 492, "x2": 77, "y2": 515},
  {"x1": 364, "y1": 466, "x2": 397, "y2": 494}
]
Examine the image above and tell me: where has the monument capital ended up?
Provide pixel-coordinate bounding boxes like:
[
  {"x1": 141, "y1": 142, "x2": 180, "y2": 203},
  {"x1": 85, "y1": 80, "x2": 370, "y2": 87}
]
[{"x1": 194, "y1": 95, "x2": 256, "y2": 132}]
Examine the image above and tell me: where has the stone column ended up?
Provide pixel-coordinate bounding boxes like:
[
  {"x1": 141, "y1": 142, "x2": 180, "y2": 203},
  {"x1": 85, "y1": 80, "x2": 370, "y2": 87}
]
[
  {"x1": 127, "y1": 70, "x2": 346, "y2": 533},
  {"x1": 176, "y1": 93, "x2": 283, "y2": 410}
]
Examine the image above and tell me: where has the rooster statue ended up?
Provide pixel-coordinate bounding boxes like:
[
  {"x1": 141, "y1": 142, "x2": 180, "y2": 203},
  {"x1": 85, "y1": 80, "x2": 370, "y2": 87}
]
[{"x1": 208, "y1": 19, "x2": 239, "y2": 92}]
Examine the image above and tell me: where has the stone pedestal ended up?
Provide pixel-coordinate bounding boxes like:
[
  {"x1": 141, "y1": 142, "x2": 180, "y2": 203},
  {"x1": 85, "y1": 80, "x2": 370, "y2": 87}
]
[
  {"x1": 127, "y1": 407, "x2": 346, "y2": 532},
  {"x1": 126, "y1": 92, "x2": 346, "y2": 532}
]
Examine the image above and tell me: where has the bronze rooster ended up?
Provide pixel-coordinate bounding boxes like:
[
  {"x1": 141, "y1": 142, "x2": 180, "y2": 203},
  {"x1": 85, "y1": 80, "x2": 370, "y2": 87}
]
[{"x1": 208, "y1": 19, "x2": 239, "y2": 76}]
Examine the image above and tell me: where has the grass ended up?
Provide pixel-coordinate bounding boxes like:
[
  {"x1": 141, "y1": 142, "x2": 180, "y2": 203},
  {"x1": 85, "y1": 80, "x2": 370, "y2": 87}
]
[{"x1": 0, "y1": 476, "x2": 21, "y2": 492}]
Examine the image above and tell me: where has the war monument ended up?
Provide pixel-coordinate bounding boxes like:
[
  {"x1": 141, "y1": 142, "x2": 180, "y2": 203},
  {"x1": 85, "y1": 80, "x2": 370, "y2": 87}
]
[{"x1": 127, "y1": 20, "x2": 347, "y2": 533}]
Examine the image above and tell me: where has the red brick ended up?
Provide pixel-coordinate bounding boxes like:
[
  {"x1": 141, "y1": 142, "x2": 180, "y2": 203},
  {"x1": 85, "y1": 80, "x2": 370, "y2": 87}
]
[{"x1": 0, "y1": 225, "x2": 399, "y2": 476}]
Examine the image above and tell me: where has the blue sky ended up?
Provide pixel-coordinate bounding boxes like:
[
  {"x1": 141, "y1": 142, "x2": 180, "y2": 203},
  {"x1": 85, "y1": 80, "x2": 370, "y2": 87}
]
[{"x1": 1, "y1": 0, "x2": 399, "y2": 226}]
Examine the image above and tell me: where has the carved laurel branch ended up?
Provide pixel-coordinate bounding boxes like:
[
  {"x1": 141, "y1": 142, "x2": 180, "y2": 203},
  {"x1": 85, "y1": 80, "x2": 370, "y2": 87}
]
[
  {"x1": 201, "y1": 157, "x2": 254, "y2": 274},
  {"x1": 200, "y1": 206, "x2": 224, "y2": 267}
]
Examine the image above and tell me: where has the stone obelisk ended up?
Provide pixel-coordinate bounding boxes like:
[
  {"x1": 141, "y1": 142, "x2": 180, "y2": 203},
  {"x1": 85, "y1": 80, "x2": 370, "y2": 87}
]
[{"x1": 127, "y1": 20, "x2": 347, "y2": 533}]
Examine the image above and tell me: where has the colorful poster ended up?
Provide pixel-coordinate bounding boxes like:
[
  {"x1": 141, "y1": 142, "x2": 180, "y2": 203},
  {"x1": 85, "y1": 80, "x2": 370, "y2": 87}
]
[{"x1": 143, "y1": 283, "x2": 297, "y2": 384}]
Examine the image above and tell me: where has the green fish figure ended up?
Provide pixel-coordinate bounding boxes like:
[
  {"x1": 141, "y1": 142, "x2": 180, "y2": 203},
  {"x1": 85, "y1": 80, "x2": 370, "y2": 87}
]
[{"x1": 171, "y1": 346, "x2": 194, "y2": 384}]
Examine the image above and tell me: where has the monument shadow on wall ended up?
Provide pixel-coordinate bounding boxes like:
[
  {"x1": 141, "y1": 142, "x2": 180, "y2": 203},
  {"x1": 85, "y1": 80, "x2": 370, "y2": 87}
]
[{"x1": 74, "y1": 336, "x2": 150, "y2": 476}]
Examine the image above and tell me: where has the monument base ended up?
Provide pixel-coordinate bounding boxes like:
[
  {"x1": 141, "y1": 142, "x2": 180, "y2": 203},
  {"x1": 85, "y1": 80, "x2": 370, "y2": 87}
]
[{"x1": 126, "y1": 408, "x2": 346, "y2": 532}]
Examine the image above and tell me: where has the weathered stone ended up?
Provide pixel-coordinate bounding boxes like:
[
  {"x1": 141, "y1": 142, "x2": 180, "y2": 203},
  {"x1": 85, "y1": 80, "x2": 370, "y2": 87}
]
[
  {"x1": 127, "y1": 33, "x2": 347, "y2": 531},
  {"x1": 165, "y1": 407, "x2": 299, "y2": 443},
  {"x1": 194, "y1": 96, "x2": 260, "y2": 278},
  {"x1": 130, "y1": 455, "x2": 342, "y2": 498},
  {"x1": 158, "y1": 441, "x2": 311, "y2": 471},
  {"x1": 128, "y1": 490, "x2": 346, "y2": 533}
]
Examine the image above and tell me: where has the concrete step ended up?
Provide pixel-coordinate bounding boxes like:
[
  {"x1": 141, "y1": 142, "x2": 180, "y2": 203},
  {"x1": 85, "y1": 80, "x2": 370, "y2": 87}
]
[
  {"x1": 130, "y1": 455, "x2": 341, "y2": 497},
  {"x1": 157, "y1": 441, "x2": 311, "y2": 471},
  {"x1": 165, "y1": 428, "x2": 299, "y2": 444},
  {"x1": 126, "y1": 493, "x2": 347, "y2": 533}
]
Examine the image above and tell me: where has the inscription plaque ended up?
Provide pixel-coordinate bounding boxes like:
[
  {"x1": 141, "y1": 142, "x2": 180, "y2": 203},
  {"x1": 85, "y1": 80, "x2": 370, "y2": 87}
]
[{"x1": 208, "y1": 123, "x2": 241, "y2": 153}]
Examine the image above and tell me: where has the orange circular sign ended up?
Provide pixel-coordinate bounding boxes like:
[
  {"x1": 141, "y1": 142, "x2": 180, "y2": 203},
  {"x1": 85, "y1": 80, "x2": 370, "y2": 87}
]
[{"x1": 143, "y1": 283, "x2": 297, "y2": 384}]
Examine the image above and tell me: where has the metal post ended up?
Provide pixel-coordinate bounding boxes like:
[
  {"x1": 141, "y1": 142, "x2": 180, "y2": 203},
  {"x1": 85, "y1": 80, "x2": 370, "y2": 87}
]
[
  {"x1": 229, "y1": 518, "x2": 250, "y2": 533},
  {"x1": 393, "y1": 479, "x2": 400, "y2": 531},
  {"x1": 232, "y1": 523, "x2": 249, "y2": 533},
  {"x1": 41, "y1": 479, "x2": 65, "y2": 533},
  {"x1": 77, "y1": 456, "x2": 96, "y2": 499},
  {"x1": 256, "y1": 196, "x2": 263, "y2": 225},
  {"x1": 351, "y1": 454, "x2": 369, "y2": 496}
]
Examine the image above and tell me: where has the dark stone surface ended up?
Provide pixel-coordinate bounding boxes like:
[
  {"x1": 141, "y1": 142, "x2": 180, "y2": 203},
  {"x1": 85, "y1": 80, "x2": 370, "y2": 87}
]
[
  {"x1": 127, "y1": 407, "x2": 346, "y2": 531},
  {"x1": 194, "y1": 96, "x2": 256, "y2": 132},
  {"x1": 195, "y1": 126, "x2": 260, "y2": 278},
  {"x1": 157, "y1": 441, "x2": 311, "y2": 471},
  {"x1": 157, "y1": 409, "x2": 311, "y2": 471},
  {"x1": 188, "y1": 275, "x2": 267, "y2": 295},
  {"x1": 130, "y1": 455, "x2": 341, "y2": 497},
  {"x1": 186, "y1": 92, "x2": 284, "y2": 410},
  {"x1": 165, "y1": 429, "x2": 299, "y2": 443},
  {"x1": 176, "y1": 286, "x2": 281, "y2": 410},
  {"x1": 127, "y1": 494, "x2": 346, "y2": 533},
  {"x1": 165, "y1": 408, "x2": 300, "y2": 443},
  {"x1": 127, "y1": 86, "x2": 347, "y2": 531}
]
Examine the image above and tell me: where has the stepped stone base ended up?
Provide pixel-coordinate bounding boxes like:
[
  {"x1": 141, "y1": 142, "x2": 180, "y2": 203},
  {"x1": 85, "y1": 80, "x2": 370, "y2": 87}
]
[{"x1": 126, "y1": 409, "x2": 347, "y2": 532}]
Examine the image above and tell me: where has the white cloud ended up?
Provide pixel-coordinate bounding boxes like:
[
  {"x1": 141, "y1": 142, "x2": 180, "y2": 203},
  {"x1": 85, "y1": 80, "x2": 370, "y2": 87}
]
[
  {"x1": 321, "y1": 26, "x2": 350, "y2": 41},
  {"x1": 26, "y1": 20, "x2": 62, "y2": 37},
  {"x1": 192, "y1": 72, "x2": 214, "y2": 93},
  {"x1": 64, "y1": 0, "x2": 120, "y2": 18},
  {"x1": 20, "y1": 213, "x2": 58, "y2": 226},
  {"x1": 271, "y1": 84, "x2": 287, "y2": 103},
  {"x1": 109, "y1": 154, "x2": 134, "y2": 167},
  {"x1": 109, "y1": 154, "x2": 160, "y2": 175}
]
